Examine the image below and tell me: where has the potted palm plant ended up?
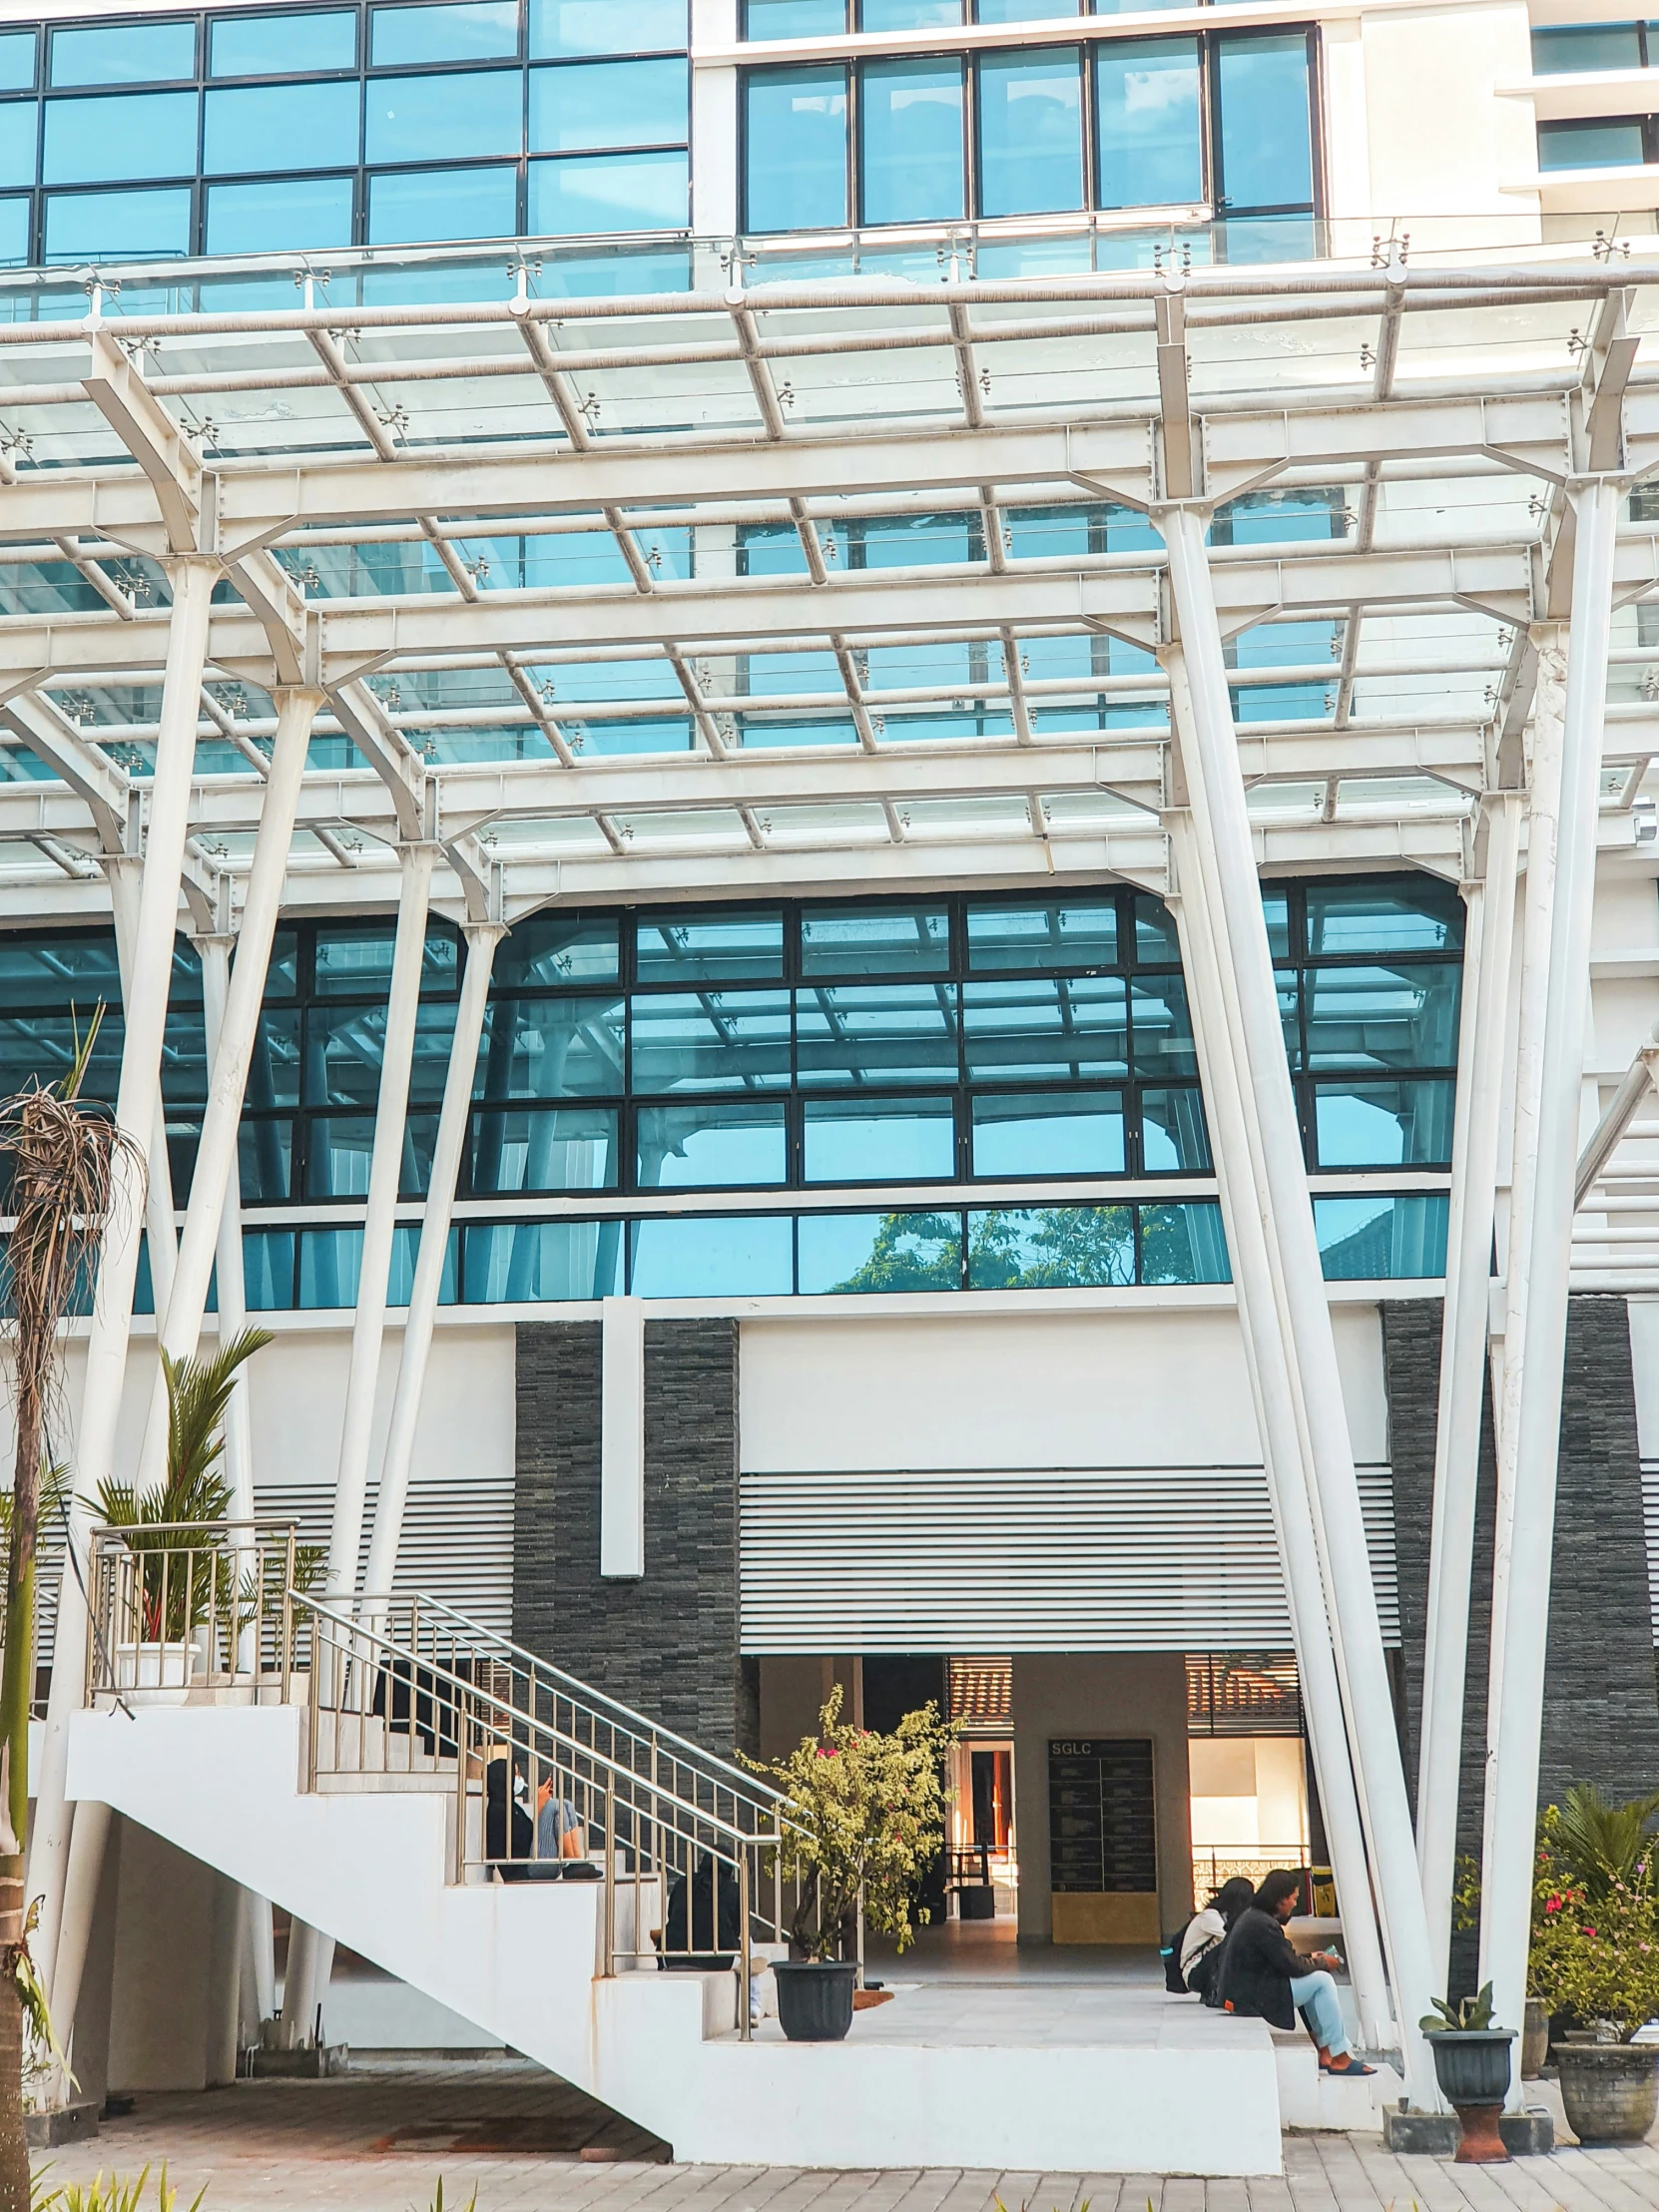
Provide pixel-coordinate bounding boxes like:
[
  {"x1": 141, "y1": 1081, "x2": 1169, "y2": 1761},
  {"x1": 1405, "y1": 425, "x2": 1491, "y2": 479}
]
[
  {"x1": 1419, "y1": 1984, "x2": 1513, "y2": 2162},
  {"x1": 746, "y1": 1688, "x2": 955, "y2": 2042},
  {"x1": 92, "y1": 1332, "x2": 273, "y2": 1702},
  {"x1": 1529, "y1": 1793, "x2": 1659, "y2": 2144}
]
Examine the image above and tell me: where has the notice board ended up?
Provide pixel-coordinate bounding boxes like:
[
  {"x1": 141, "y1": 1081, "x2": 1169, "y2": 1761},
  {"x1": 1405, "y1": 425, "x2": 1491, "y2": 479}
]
[{"x1": 1047, "y1": 1736, "x2": 1159, "y2": 1943}]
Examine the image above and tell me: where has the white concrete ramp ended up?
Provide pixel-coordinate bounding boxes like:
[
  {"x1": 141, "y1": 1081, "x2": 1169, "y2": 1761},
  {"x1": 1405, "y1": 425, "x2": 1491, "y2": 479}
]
[{"x1": 67, "y1": 1703, "x2": 1285, "y2": 2174}]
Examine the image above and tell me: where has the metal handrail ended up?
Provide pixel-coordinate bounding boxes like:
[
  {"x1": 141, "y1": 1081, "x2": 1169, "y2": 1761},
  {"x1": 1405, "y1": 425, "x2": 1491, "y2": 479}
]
[
  {"x1": 355, "y1": 1584, "x2": 788, "y2": 1811},
  {"x1": 302, "y1": 1592, "x2": 790, "y2": 1850},
  {"x1": 81, "y1": 1530, "x2": 828, "y2": 2035}
]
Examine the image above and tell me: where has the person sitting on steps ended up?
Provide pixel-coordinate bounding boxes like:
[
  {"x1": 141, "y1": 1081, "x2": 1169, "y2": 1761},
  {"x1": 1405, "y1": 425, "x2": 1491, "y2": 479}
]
[{"x1": 1218, "y1": 1867, "x2": 1376, "y2": 2075}]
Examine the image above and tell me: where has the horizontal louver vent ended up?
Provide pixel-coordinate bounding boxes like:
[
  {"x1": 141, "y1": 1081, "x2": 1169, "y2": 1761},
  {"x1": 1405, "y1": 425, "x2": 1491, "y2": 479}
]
[
  {"x1": 251, "y1": 1479, "x2": 515, "y2": 1638},
  {"x1": 739, "y1": 1464, "x2": 1397, "y2": 1655},
  {"x1": 1642, "y1": 1463, "x2": 1659, "y2": 1643}
]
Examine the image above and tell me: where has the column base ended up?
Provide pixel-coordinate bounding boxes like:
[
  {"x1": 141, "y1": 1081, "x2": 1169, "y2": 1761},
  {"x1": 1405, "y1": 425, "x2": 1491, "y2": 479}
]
[
  {"x1": 1382, "y1": 2102, "x2": 1554, "y2": 2157},
  {"x1": 249, "y1": 2042, "x2": 349, "y2": 2079}
]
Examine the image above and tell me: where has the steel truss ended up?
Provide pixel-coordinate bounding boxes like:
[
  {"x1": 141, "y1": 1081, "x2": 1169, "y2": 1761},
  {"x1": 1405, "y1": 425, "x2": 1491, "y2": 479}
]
[{"x1": 7, "y1": 238, "x2": 1659, "y2": 2097}]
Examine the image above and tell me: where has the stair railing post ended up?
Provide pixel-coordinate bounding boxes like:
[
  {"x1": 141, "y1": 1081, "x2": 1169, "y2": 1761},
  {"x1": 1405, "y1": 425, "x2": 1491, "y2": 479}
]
[
  {"x1": 739, "y1": 1850, "x2": 752, "y2": 2043},
  {"x1": 603, "y1": 1778, "x2": 617, "y2": 1976},
  {"x1": 281, "y1": 1529, "x2": 295, "y2": 1705}
]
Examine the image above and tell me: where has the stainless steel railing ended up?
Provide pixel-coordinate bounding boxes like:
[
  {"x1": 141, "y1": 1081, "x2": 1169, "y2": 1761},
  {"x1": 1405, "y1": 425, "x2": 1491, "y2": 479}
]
[{"x1": 83, "y1": 1527, "x2": 820, "y2": 2036}]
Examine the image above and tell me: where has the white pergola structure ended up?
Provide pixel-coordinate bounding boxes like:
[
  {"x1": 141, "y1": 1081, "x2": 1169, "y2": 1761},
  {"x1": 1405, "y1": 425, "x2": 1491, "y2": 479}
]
[{"x1": 2, "y1": 239, "x2": 1657, "y2": 2105}]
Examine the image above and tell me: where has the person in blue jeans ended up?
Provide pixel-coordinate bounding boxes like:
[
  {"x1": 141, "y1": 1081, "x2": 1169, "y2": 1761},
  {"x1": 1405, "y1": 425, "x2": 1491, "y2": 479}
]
[{"x1": 1218, "y1": 1868, "x2": 1376, "y2": 2075}]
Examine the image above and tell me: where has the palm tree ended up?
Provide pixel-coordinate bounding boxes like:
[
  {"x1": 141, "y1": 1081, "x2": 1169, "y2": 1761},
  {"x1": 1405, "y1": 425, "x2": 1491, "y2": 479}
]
[
  {"x1": 95, "y1": 1330, "x2": 274, "y2": 1650},
  {"x1": 0, "y1": 1010, "x2": 135, "y2": 2212},
  {"x1": 1552, "y1": 1783, "x2": 1659, "y2": 1900}
]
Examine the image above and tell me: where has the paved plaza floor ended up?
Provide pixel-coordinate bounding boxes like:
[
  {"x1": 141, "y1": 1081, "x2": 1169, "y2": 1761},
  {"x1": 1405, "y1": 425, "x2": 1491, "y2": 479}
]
[{"x1": 29, "y1": 2058, "x2": 1659, "y2": 2212}]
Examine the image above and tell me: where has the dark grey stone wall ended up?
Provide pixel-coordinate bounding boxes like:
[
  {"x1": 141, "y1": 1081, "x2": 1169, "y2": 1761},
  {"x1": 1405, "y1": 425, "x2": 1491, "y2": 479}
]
[
  {"x1": 512, "y1": 1317, "x2": 756, "y2": 1759},
  {"x1": 1385, "y1": 1295, "x2": 1659, "y2": 1930}
]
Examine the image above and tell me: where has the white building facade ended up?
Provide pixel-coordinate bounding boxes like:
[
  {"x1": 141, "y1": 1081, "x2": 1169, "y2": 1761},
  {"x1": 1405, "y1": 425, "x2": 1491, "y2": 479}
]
[{"x1": 0, "y1": 0, "x2": 1650, "y2": 2151}]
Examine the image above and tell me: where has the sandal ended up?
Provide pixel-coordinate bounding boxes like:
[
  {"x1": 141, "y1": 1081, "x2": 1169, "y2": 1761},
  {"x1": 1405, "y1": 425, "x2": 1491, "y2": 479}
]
[{"x1": 1321, "y1": 2057, "x2": 1377, "y2": 2076}]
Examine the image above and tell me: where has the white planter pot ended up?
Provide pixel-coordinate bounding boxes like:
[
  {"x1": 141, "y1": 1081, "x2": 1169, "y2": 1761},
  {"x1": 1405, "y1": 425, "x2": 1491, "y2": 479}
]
[{"x1": 114, "y1": 1640, "x2": 202, "y2": 1705}]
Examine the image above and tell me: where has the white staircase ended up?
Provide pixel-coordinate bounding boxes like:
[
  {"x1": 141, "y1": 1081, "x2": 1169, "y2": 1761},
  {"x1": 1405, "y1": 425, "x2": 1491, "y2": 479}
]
[{"x1": 65, "y1": 1538, "x2": 1287, "y2": 2174}]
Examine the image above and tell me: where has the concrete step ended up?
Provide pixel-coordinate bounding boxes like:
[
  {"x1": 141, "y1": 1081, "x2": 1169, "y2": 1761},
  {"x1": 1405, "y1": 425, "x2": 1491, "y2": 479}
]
[{"x1": 1272, "y1": 2029, "x2": 1403, "y2": 2130}]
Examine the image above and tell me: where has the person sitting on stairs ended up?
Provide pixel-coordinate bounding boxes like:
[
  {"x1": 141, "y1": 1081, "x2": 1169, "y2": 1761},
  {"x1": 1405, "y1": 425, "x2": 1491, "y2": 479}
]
[{"x1": 1217, "y1": 1867, "x2": 1376, "y2": 2075}]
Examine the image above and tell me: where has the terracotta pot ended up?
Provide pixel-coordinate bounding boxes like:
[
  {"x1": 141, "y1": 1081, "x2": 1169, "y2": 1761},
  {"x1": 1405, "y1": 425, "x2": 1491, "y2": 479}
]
[
  {"x1": 1521, "y1": 1997, "x2": 1549, "y2": 2080},
  {"x1": 1427, "y1": 2029, "x2": 1514, "y2": 2163},
  {"x1": 773, "y1": 1960, "x2": 857, "y2": 2042},
  {"x1": 1556, "y1": 2042, "x2": 1659, "y2": 2145}
]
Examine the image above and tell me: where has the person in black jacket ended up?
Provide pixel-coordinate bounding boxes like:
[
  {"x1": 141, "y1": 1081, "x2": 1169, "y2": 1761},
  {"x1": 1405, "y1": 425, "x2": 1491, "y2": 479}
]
[{"x1": 1218, "y1": 1869, "x2": 1375, "y2": 2075}]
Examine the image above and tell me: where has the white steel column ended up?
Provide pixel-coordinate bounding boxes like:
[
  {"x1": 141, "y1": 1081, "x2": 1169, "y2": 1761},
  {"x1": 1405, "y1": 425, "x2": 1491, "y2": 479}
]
[
  {"x1": 1483, "y1": 632, "x2": 1565, "y2": 1902},
  {"x1": 196, "y1": 933, "x2": 255, "y2": 1518},
  {"x1": 30, "y1": 554, "x2": 217, "y2": 2007},
  {"x1": 107, "y1": 857, "x2": 180, "y2": 1323},
  {"x1": 323, "y1": 843, "x2": 437, "y2": 1614},
  {"x1": 1158, "y1": 502, "x2": 1438, "y2": 2101},
  {"x1": 1480, "y1": 478, "x2": 1620, "y2": 2052},
  {"x1": 132, "y1": 687, "x2": 320, "y2": 1495},
  {"x1": 359, "y1": 919, "x2": 502, "y2": 1620},
  {"x1": 1167, "y1": 792, "x2": 1391, "y2": 2047},
  {"x1": 1416, "y1": 794, "x2": 1522, "y2": 1987}
]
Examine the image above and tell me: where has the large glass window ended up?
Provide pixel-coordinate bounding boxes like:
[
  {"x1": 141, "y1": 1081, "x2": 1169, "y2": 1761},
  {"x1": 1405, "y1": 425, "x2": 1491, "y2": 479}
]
[
  {"x1": 204, "y1": 81, "x2": 362, "y2": 174},
  {"x1": 745, "y1": 64, "x2": 848, "y2": 232},
  {"x1": 529, "y1": 150, "x2": 687, "y2": 232},
  {"x1": 369, "y1": 2, "x2": 520, "y2": 66},
  {"x1": 532, "y1": 0, "x2": 688, "y2": 53},
  {"x1": 977, "y1": 48, "x2": 1084, "y2": 216},
  {"x1": 0, "y1": 34, "x2": 35, "y2": 93},
  {"x1": 365, "y1": 69, "x2": 522, "y2": 162},
  {"x1": 206, "y1": 176, "x2": 354, "y2": 252},
  {"x1": 1096, "y1": 36, "x2": 1201, "y2": 209},
  {"x1": 530, "y1": 57, "x2": 688, "y2": 151},
  {"x1": 368, "y1": 163, "x2": 518, "y2": 241},
  {"x1": 804, "y1": 1095, "x2": 956, "y2": 1182},
  {"x1": 50, "y1": 20, "x2": 196, "y2": 86},
  {"x1": 43, "y1": 91, "x2": 198, "y2": 184},
  {"x1": 44, "y1": 186, "x2": 192, "y2": 259},
  {"x1": 861, "y1": 57, "x2": 965, "y2": 224},
  {"x1": 1214, "y1": 31, "x2": 1313, "y2": 209},
  {"x1": 0, "y1": 105, "x2": 35, "y2": 192},
  {"x1": 210, "y1": 11, "x2": 357, "y2": 75},
  {"x1": 1532, "y1": 21, "x2": 1644, "y2": 70}
]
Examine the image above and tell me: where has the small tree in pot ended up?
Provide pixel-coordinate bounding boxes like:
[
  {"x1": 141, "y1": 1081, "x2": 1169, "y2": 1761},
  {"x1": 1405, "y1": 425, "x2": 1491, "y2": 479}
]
[
  {"x1": 747, "y1": 1688, "x2": 956, "y2": 2041},
  {"x1": 1530, "y1": 1804, "x2": 1659, "y2": 2144},
  {"x1": 1419, "y1": 1985, "x2": 1513, "y2": 2163}
]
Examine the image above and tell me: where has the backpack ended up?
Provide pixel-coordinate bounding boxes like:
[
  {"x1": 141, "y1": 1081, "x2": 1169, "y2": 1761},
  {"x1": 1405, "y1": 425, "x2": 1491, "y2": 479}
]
[
  {"x1": 1186, "y1": 1940, "x2": 1224, "y2": 2002},
  {"x1": 1161, "y1": 1917, "x2": 1196, "y2": 1992}
]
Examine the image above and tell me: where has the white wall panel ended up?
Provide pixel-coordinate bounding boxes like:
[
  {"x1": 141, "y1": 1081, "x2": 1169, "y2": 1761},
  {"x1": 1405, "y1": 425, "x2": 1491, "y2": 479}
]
[
  {"x1": 739, "y1": 1306, "x2": 1386, "y2": 1473},
  {"x1": 737, "y1": 1306, "x2": 1394, "y2": 1653}
]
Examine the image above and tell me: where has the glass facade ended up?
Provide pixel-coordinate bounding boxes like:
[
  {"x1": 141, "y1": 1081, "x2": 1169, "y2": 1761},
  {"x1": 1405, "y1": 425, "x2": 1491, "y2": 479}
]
[
  {"x1": 0, "y1": 0, "x2": 690, "y2": 263},
  {"x1": 743, "y1": 29, "x2": 1318, "y2": 231},
  {"x1": 0, "y1": 873, "x2": 1457, "y2": 1309}
]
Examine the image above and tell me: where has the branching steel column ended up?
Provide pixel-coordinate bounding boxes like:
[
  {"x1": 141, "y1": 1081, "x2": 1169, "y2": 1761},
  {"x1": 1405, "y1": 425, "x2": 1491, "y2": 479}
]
[
  {"x1": 132, "y1": 687, "x2": 321, "y2": 1494},
  {"x1": 1157, "y1": 501, "x2": 1438, "y2": 2101},
  {"x1": 323, "y1": 842, "x2": 436, "y2": 1625},
  {"x1": 360, "y1": 920, "x2": 503, "y2": 1627},
  {"x1": 1167, "y1": 789, "x2": 1390, "y2": 2047},
  {"x1": 106, "y1": 856, "x2": 180, "y2": 1323},
  {"x1": 1480, "y1": 478, "x2": 1620, "y2": 2058},
  {"x1": 1417, "y1": 791, "x2": 1522, "y2": 1987},
  {"x1": 29, "y1": 552, "x2": 217, "y2": 2007},
  {"x1": 196, "y1": 933, "x2": 255, "y2": 1522}
]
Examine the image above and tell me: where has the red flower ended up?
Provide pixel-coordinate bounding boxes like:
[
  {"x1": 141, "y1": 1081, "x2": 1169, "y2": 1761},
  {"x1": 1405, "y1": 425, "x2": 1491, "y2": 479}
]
[
  {"x1": 816, "y1": 1746, "x2": 838, "y2": 1758},
  {"x1": 1545, "y1": 1897, "x2": 1562, "y2": 1914}
]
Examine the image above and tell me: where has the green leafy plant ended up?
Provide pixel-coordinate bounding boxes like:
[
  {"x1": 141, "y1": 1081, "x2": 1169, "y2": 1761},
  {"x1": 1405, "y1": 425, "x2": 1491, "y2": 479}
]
[
  {"x1": 0, "y1": 1007, "x2": 136, "y2": 2211},
  {"x1": 743, "y1": 1686, "x2": 956, "y2": 1960},
  {"x1": 1552, "y1": 1784, "x2": 1659, "y2": 1900},
  {"x1": 92, "y1": 1331, "x2": 277, "y2": 1645},
  {"x1": 35, "y1": 2165, "x2": 203, "y2": 2211},
  {"x1": 1529, "y1": 1809, "x2": 1659, "y2": 2041},
  {"x1": 419, "y1": 2185, "x2": 476, "y2": 2212},
  {"x1": 1420, "y1": 1981, "x2": 1496, "y2": 2032}
]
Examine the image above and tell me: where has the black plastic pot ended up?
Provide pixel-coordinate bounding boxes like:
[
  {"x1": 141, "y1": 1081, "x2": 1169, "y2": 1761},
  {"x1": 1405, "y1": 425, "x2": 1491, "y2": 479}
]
[
  {"x1": 774, "y1": 1959, "x2": 858, "y2": 2042},
  {"x1": 1426, "y1": 2028, "x2": 1515, "y2": 2108},
  {"x1": 1425, "y1": 2029, "x2": 1514, "y2": 2163}
]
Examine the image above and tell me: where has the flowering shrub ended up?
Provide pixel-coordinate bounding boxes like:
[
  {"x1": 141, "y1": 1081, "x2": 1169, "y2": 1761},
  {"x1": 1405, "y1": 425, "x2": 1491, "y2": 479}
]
[
  {"x1": 744, "y1": 1687, "x2": 957, "y2": 1961},
  {"x1": 1529, "y1": 1808, "x2": 1659, "y2": 2041}
]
